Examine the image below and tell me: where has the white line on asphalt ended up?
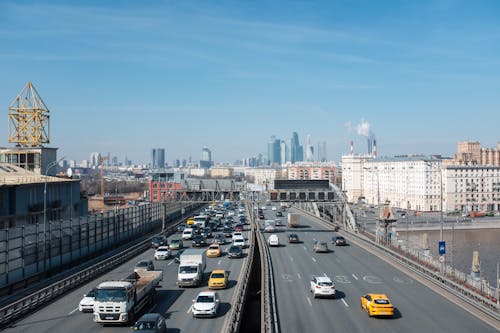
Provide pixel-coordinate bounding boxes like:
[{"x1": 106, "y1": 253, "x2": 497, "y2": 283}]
[
  {"x1": 307, "y1": 297, "x2": 312, "y2": 307},
  {"x1": 68, "y1": 307, "x2": 79, "y2": 315},
  {"x1": 297, "y1": 273, "x2": 302, "y2": 279},
  {"x1": 342, "y1": 299, "x2": 349, "y2": 307},
  {"x1": 352, "y1": 274, "x2": 359, "y2": 280},
  {"x1": 312, "y1": 257, "x2": 317, "y2": 262},
  {"x1": 187, "y1": 305, "x2": 193, "y2": 314}
]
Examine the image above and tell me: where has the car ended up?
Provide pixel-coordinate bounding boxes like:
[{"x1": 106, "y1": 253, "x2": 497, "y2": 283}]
[
  {"x1": 228, "y1": 245, "x2": 243, "y2": 258},
  {"x1": 234, "y1": 224, "x2": 244, "y2": 232},
  {"x1": 177, "y1": 223, "x2": 187, "y2": 233},
  {"x1": 259, "y1": 213, "x2": 265, "y2": 219},
  {"x1": 276, "y1": 211, "x2": 283, "y2": 217},
  {"x1": 313, "y1": 241, "x2": 329, "y2": 253},
  {"x1": 151, "y1": 235, "x2": 167, "y2": 248},
  {"x1": 288, "y1": 234, "x2": 299, "y2": 243},
  {"x1": 223, "y1": 226, "x2": 233, "y2": 237},
  {"x1": 154, "y1": 246, "x2": 171, "y2": 260},
  {"x1": 169, "y1": 238, "x2": 183, "y2": 250},
  {"x1": 213, "y1": 233, "x2": 226, "y2": 245},
  {"x1": 207, "y1": 244, "x2": 221, "y2": 258},
  {"x1": 192, "y1": 235, "x2": 207, "y2": 247},
  {"x1": 78, "y1": 288, "x2": 96, "y2": 312},
  {"x1": 333, "y1": 236, "x2": 347, "y2": 246},
  {"x1": 360, "y1": 293, "x2": 395, "y2": 317},
  {"x1": 268, "y1": 234, "x2": 279, "y2": 246},
  {"x1": 233, "y1": 235, "x2": 245, "y2": 248},
  {"x1": 201, "y1": 227, "x2": 213, "y2": 238},
  {"x1": 310, "y1": 276, "x2": 336, "y2": 298},
  {"x1": 182, "y1": 228, "x2": 194, "y2": 240},
  {"x1": 208, "y1": 269, "x2": 228, "y2": 289},
  {"x1": 174, "y1": 249, "x2": 185, "y2": 263},
  {"x1": 134, "y1": 260, "x2": 155, "y2": 272},
  {"x1": 192, "y1": 291, "x2": 220, "y2": 318},
  {"x1": 132, "y1": 313, "x2": 167, "y2": 332}
]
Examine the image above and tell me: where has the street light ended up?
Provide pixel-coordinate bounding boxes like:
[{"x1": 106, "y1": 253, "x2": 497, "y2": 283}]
[{"x1": 43, "y1": 157, "x2": 65, "y2": 271}]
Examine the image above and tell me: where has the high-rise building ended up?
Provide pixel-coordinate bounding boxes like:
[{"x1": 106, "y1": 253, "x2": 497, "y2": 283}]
[
  {"x1": 200, "y1": 147, "x2": 212, "y2": 169},
  {"x1": 151, "y1": 148, "x2": 166, "y2": 169}
]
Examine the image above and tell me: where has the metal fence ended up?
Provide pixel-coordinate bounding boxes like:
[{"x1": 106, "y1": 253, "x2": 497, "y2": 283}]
[{"x1": 0, "y1": 202, "x2": 188, "y2": 290}]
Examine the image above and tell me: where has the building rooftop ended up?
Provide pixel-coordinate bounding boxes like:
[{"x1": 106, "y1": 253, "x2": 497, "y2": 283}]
[{"x1": 0, "y1": 162, "x2": 72, "y2": 185}]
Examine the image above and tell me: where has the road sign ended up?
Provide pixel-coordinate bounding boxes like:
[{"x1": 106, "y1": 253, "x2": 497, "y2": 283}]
[
  {"x1": 438, "y1": 241, "x2": 446, "y2": 255},
  {"x1": 439, "y1": 256, "x2": 445, "y2": 263}
]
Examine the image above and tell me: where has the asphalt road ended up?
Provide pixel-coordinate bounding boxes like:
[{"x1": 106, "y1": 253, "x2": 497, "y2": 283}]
[
  {"x1": 4, "y1": 215, "x2": 250, "y2": 333},
  {"x1": 260, "y1": 206, "x2": 499, "y2": 333}
]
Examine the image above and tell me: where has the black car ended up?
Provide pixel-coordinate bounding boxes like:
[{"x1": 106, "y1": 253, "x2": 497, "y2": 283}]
[
  {"x1": 151, "y1": 235, "x2": 167, "y2": 248},
  {"x1": 228, "y1": 245, "x2": 243, "y2": 258},
  {"x1": 201, "y1": 227, "x2": 213, "y2": 238},
  {"x1": 288, "y1": 233, "x2": 299, "y2": 243},
  {"x1": 223, "y1": 226, "x2": 233, "y2": 237},
  {"x1": 333, "y1": 236, "x2": 347, "y2": 246},
  {"x1": 192, "y1": 235, "x2": 207, "y2": 247},
  {"x1": 174, "y1": 249, "x2": 185, "y2": 263},
  {"x1": 276, "y1": 211, "x2": 283, "y2": 217}
]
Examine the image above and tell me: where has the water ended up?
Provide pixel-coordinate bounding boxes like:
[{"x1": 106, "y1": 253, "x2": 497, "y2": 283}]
[{"x1": 401, "y1": 229, "x2": 500, "y2": 286}]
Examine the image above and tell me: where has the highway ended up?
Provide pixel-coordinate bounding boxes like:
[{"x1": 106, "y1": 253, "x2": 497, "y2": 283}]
[
  {"x1": 4, "y1": 215, "x2": 250, "y2": 333},
  {"x1": 259, "y1": 206, "x2": 499, "y2": 333}
]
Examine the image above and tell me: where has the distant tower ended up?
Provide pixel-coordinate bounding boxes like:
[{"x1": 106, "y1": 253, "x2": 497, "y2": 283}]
[{"x1": 8, "y1": 82, "x2": 50, "y2": 147}]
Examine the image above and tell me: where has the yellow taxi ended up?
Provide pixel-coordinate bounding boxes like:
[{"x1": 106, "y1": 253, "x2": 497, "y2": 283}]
[
  {"x1": 207, "y1": 244, "x2": 221, "y2": 258},
  {"x1": 208, "y1": 269, "x2": 228, "y2": 289},
  {"x1": 186, "y1": 217, "x2": 195, "y2": 225},
  {"x1": 360, "y1": 293, "x2": 394, "y2": 317}
]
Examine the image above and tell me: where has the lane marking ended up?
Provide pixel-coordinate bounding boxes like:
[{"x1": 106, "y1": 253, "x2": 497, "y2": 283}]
[
  {"x1": 312, "y1": 257, "x2": 317, "y2": 263},
  {"x1": 297, "y1": 273, "x2": 302, "y2": 279},
  {"x1": 187, "y1": 305, "x2": 193, "y2": 314},
  {"x1": 69, "y1": 307, "x2": 79, "y2": 315},
  {"x1": 307, "y1": 297, "x2": 312, "y2": 307},
  {"x1": 352, "y1": 274, "x2": 359, "y2": 280},
  {"x1": 341, "y1": 299, "x2": 349, "y2": 307}
]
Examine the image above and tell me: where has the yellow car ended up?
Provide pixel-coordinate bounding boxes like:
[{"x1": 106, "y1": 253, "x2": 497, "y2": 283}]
[
  {"x1": 186, "y1": 217, "x2": 195, "y2": 225},
  {"x1": 208, "y1": 269, "x2": 228, "y2": 289},
  {"x1": 207, "y1": 244, "x2": 221, "y2": 258},
  {"x1": 360, "y1": 293, "x2": 394, "y2": 317}
]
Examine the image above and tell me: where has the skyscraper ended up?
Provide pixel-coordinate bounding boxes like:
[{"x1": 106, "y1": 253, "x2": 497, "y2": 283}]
[{"x1": 200, "y1": 147, "x2": 212, "y2": 168}]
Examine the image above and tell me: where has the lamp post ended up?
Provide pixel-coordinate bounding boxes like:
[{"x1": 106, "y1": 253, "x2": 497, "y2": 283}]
[{"x1": 43, "y1": 157, "x2": 65, "y2": 271}]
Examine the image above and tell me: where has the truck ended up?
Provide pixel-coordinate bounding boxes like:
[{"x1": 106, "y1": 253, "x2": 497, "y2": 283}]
[
  {"x1": 93, "y1": 270, "x2": 163, "y2": 325},
  {"x1": 288, "y1": 213, "x2": 300, "y2": 228},
  {"x1": 177, "y1": 248, "x2": 206, "y2": 287}
]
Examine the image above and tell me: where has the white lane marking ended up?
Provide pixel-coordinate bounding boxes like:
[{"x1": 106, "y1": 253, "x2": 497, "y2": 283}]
[
  {"x1": 307, "y1": 297, "x2": 312, "y2": 307},
  {"x1": 187, "y1": 305, "x2": 193, "y2": 314},
  {"x1": 168, "y1": 261, "x2": 173, "y2": 266},
  {"x1": 312, "y1": 257, "x2": 317, "y2": 263},
  {"x1": 352, "y1": 274, "x2": 359, "y2": 280},
  {"x1": 297, "y1": 273, "x2": 302, "y2": 279},
  {"x1": 341, "y1": 299, "x2": 349, "y2": 307},
  {"x1": 69, "y1": 307, "x2": 79, "y2": 315},
  {"x1": 290, "y1": 256, "x2": 294, "y2": 262}
]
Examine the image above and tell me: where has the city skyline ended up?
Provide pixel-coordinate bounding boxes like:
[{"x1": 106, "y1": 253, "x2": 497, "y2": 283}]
[{"x1": 0, "y1": 1, "x2": 499, "y2": 163}]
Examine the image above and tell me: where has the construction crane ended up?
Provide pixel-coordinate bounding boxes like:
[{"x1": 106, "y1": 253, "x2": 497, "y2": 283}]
[{"x1": 99, "y1": 156, "x2": 109, "y2": 204}]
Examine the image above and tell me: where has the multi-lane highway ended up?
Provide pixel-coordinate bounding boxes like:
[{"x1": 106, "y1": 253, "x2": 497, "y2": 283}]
[
  {"x1": 259, "y1": 206, "x2": 498, "y2": 333},
  {"x1": 4, "y1": 213, "x2": 250, "y2": 333}
]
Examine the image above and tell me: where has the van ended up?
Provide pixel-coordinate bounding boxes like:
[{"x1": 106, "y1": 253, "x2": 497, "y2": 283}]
[{"x1": 182, "y1": 228, "x2": 194, "y2": 240}]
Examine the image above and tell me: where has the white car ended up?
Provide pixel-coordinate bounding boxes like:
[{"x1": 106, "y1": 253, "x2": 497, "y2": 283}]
[
  {"x1": 78, "y1": 288, "x2": 96, "y2": 312},
  {"x1": 192, "y1": 291, "x2": 220, "y2": 318},
  {"x1": 154, "y1": 246, "x2": 171, "y2": 260},
  {"x1": 233, "y1": 236, "x2": 245, "y2": 248},
  {"x1": 310, "y1": 276, "x2": 336, "y2": 298},
  {"x1": 268, "y1": 234, "x2": 279, "y2": 247}
]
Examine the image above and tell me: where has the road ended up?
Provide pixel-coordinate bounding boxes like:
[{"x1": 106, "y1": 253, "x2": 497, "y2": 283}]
[
  {"x1": 259, "y1": 206, "x2": 499, "y2": 333},
  {"x1": 4, "y1": 217, "x2": 250, "y2": 333}
]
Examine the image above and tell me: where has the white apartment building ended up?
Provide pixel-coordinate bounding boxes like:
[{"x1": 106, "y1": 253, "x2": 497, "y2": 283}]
[{"x1": 341, "y1": 155, "x2": 373, "y2": 203}]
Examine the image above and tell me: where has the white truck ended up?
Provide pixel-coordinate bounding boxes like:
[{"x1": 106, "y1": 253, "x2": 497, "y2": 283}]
[
  {"x1": 93, "y1": 270, "x2": 162, "y2": 325},
  {"x1": 288, "y1": 213, "x2": 300, "y2": 228},
  {"x1": 177, "y1": 248, "x2": 206, "y2": 287}
]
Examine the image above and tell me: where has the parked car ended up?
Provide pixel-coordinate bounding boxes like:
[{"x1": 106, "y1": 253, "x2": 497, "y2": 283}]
[
  {"x1": 78, "y1": 288, "x2": 96, "y2": 312},
  {"x1": 310, "y1": 276, "x2": 336, "y2": 298},
  {"x1": 228, "y1": 245, "x2": 243, "y2": 258},
  {"x1": 333, "y1": 236, "x2": 347, "y2": 246},
  {"x1": 288, "y1": 234, "x2": 299, "y2": 243},
  {"x1": 154, "y1": 246, "x2": 171, "y2": 260},
  {"x1": 169, "y1": 238, "x2": 183, "y2": 250},
  {"x1": 313, "y1": 241, "x2": 329, "y2": 253},
  {"x1": 192, "y1": 291, "x2": 220, "y2": 318},
  {"x1": 268, "y1": 234, "x2": 279, "y2": 247},
  {"x1": 151, "y1": 235, "x2": 167, "y2": 248},
  {"x1": 360, "y1": 293, "x2": 395, "y2": 317},
  {"x1": 134, "y1": 260, "x2": 155, "y2": 272},
  {"x1": 208, "y1": 269, "x2": 228, "y2": 289},
  {"x1": 192, "y1": 235, "x2": 207, "y2": 247},
  {"x1": 132, "y1": 313, "x2": 167, "y2": 332}
]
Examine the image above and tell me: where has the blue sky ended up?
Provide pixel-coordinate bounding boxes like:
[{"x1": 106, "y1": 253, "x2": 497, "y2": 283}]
[{"x1": 1, "y1": 0, "x2": 499, "y2": 164}]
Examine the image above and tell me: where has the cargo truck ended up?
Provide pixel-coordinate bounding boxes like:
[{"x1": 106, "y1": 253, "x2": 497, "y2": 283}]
[
  {"x1": 288, "y1": 213, "x2": 300, "y2": 228},
  {"x1": 177, "y1": 248, "x2": 206, "y2": 287},
  {"x1": 93, "y1": 270, "x2": 163, "y2": 325}
]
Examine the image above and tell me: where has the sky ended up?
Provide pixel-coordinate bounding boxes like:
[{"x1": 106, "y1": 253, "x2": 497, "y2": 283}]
[{"x1": 0, "y1": 0, "x2": 499, "y2": 164}]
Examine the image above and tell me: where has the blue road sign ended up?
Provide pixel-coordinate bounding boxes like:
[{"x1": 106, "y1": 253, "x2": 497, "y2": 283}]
[{"x1": 438, "y1": 241, "x2": 446, "y2": 255}]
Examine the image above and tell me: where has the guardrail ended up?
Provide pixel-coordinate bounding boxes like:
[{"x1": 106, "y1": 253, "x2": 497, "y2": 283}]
[
  {"x1": 296, "y1": 205, "x2": 500, "y2": 325},
  {"x1": 0, "y1": 204, "x2": 201, "y2": 328},
  {"x1": 222, "y1": 204, "x2": 255, "y2": 333}
]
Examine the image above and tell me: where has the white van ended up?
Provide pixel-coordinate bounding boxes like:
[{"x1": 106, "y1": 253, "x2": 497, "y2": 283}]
[
  {"x1": 182, "y1": 228, "x2": 194, "y2": 240},
  {"x1": 268, "y1": 234, "x2": 279, "y2": 247}
]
